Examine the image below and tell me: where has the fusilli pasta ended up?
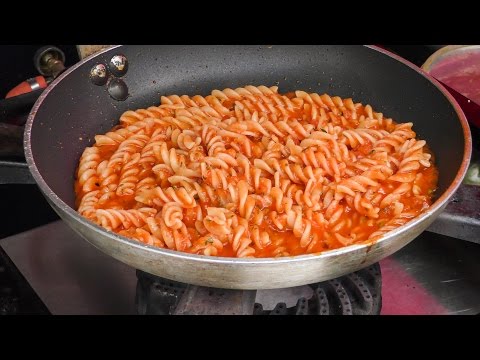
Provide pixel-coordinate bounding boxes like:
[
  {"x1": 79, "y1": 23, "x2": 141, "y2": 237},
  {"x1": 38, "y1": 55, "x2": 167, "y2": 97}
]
[{"x1": 75, "y1": 85, "x2": 438, "y2": 258}]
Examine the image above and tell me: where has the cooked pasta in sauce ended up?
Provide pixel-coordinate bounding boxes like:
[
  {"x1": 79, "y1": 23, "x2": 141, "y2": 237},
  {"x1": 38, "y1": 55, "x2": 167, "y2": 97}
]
[{"x1": 75, "y1": 85, "x2": 438, "y2": 258}]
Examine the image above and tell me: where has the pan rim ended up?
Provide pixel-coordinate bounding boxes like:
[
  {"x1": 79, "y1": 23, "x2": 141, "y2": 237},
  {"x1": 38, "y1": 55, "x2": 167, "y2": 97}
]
[{"x1": 24, "y1": 45, "x2": 472, "y2": 266}]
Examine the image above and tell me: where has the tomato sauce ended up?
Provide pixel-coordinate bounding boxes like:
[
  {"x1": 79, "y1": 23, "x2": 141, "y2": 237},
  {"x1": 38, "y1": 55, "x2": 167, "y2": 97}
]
[{"x1": 75, "y1": 88, "x2": 439, "y2": 258}]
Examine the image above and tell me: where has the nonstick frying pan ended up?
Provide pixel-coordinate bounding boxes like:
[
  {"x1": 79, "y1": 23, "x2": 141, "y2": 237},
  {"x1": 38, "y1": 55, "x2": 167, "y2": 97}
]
[{"x1": 24, "y1": 45, "x2": 471, "y2": 289}]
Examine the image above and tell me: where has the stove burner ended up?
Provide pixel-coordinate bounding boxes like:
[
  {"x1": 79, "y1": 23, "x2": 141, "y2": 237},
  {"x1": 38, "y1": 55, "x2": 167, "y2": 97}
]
[{"x1": 135, "y1": 263, "x2": 382, "y2": 315}]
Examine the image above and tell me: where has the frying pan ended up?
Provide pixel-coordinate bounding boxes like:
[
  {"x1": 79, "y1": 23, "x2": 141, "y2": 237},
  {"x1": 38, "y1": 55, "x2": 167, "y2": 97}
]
[{"x1": 24, "y1": 45, "x2": 471, "y2": 290}]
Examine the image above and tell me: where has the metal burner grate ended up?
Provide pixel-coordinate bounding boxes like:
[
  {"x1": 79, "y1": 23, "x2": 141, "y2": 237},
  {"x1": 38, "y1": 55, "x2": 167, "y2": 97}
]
[{"x1": 135, "y1": 263, "x2": 382, "y2": 315}]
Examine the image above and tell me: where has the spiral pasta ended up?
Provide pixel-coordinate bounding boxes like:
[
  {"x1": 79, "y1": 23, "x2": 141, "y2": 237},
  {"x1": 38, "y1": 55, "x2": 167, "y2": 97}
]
[{"x1": 75, "y1": 85, "x2": 438, "y2": 258}]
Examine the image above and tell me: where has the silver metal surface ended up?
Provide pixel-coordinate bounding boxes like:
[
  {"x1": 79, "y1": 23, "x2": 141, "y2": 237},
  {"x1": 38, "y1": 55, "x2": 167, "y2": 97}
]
[
  {"x1": 382, "y1": 231, "x2": 480, "y2": 315},
  {"x1": 23, "y1": 45, "x2": 472, "y2": 289},
  {"x1": 426, "y1": 185, "x2": 480, "y2": 244},
  {"x1": 108, "y1": 54, "x2": 128, "y2": 77},
  {"x1": 48, "y1": 198, "x2": 448, "y2": 290},
  {"x1": 2, "y1": 221, "x2": 480, "y2": 315},
  {"x1": 26, "y1": 78, "x2": 41, "y2": 91},
  {"x1": 89, "y1": 63, "x2": 108, "y2": 86},
  {"x1": 427, "y1": 148, "x2": 480, "y2": 244}
]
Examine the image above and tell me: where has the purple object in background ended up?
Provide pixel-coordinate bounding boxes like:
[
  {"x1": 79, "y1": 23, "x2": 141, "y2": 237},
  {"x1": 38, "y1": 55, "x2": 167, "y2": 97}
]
[
  {"x1": 423, "y1": 45, "x2": 480, "y2": 129},
  {"x1": 437, "y1": 80, "x2": 480, "y2": 129}
]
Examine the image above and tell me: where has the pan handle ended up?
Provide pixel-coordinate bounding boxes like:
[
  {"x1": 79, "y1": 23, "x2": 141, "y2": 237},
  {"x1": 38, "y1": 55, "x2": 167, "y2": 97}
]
[
  {"x1": 0, "y1": 89, "x2": 44, "y2": 125},
  {"x1": 0, "y1": 123, "x2": 35, "y2": 185}
]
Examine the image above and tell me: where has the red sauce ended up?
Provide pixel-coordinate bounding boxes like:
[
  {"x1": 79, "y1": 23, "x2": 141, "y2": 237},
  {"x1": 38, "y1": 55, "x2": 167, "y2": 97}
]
[{"x1": 75, "y1": 89, "x2": 439, "y2": 258}]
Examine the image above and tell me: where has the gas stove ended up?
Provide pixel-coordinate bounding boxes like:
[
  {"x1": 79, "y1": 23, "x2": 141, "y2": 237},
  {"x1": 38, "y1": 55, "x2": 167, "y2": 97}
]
[
  {"x1": 136, "y1": 263, "x2": 382, "y2": 315},
  {"x1": 1, "y1": 45, "x2": 480, "y2": 315}
]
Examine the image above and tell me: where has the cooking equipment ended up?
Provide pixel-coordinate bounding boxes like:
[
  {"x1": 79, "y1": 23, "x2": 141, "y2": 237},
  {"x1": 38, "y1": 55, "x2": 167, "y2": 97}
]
[
  {"x1": 23, "y1": 45, "x2": 472, "y2": 290},
  {"x1": 1, "y1": 46, "x2": 66, "y2": 124},
  {"x1": 3, "y1": 219, "x2": 480, "y2": 315},
  {"x1": 136, "y1": 263, "x2": 382, "y2": 315}
]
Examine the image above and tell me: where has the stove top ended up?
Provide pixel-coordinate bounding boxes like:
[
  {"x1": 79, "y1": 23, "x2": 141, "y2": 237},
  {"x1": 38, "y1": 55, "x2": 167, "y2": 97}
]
[
  {"x1": 136, "y1": 263, "x2": 382, "y2": 315},
  {"x1": 0, "y1": 246, "x2": 49, "y2": 315},
  {"x1": 1, "y1": 220, "x2": 479, "y2": 315}
]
